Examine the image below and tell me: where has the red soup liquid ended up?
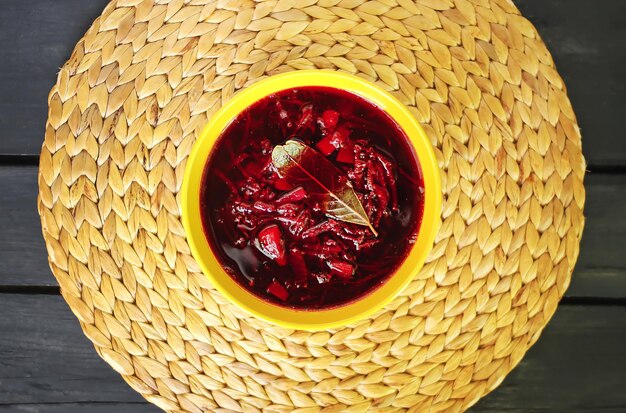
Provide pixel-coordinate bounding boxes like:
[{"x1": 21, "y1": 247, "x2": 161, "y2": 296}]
[{"x1": 200, "y1": 86, "x2": 424, "y2": 309}]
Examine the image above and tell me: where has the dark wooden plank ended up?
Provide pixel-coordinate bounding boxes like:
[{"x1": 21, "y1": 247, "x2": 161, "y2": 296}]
[
  {"x1": 0, "y1": 167, "x2": 51, "y2": 285},
  {"x1": 0, "y1": 0, "x2": 110, "y2": 156},
  {"x1": 0, "y1": 294, "x2": 156, "y2": 410},
  {"x1": 1, "y1": 166, "x2": 624, "y2": 298},
  {"x1": 474, "y1": 305, "x2": 626, "y2": 412},
  {"x1": 0, "y1": 0, "x2": 624, "y2": 166},
  {"x1": 574, "y1": 174, "x2": 626, "y2": 298},
  {"x1": 0, "y1": 404, "x2": 155, "y2": 413},
  {"x1": 0, "y1": 293, "x2": 624, "y2": 410},
  {"x1": 516, "y1": 0, "x2": 626, "y2": 167}
]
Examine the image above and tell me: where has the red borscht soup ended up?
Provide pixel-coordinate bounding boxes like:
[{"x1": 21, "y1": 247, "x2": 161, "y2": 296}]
[{"x1": 200, "y1": 86, "x2": 424, "y2": 309}]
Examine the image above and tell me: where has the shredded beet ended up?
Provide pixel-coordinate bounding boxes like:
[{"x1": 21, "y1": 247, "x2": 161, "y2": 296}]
[{"x1": 201, "y1": 86, "x2": 424, "y2": 309}]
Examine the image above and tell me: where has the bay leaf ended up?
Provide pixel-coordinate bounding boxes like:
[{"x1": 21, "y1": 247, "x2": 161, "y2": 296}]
[{"x1": 271, "y1": 140, "x2": 378, "y2": 236}]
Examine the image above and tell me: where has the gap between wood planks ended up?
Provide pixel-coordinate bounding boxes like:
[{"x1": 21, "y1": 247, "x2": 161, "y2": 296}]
[
  {"x1": 1, "y1": 154, "x2": 626, "y2": 174},
  {"x1": 1, "y1": 155, "x2": 624, "y2": 301},
  {"x1": 0, "y1": 286, "x2": 624, "y2": 306}
]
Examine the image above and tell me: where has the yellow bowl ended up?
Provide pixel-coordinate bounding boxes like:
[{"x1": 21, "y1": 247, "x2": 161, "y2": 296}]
[{"x1": 182, "y1": 70, "x2": 441, "y2": 331}]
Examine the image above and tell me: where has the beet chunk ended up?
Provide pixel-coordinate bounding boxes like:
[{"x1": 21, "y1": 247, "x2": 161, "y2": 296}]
[
  {"x1": 318, "y1": 109, "x2": 339, "y2": 132},
  {"x1": 277, "y1": 187, "x2": 307, "y2": 204},
  {"x1": 267, "y1": 280, "x2": 289, "y2": 301},
  {"x1": 327, "y1": 260, "x2": 354, "y2": 278},
  {"x1": 255, "y1": 224, "x2": 287, "y2": 266},
  {"x1": 316, "y1": 135, "x2": 336, "y2": 155}
]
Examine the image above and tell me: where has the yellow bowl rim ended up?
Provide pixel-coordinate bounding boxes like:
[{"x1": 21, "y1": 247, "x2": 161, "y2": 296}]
[{"x1": 181, "y1": 70, "x2": 441, "y2": 331}]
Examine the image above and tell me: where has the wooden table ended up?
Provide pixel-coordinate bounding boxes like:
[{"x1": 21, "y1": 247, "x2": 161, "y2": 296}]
[{"x1": 1, "y1": 1, "x2": 625, "y2": 411}]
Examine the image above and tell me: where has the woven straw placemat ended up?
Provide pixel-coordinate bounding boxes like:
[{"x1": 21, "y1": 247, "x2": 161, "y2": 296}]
[{"x1": 38, "y1": 0, "x2": 585, "y2": 411}]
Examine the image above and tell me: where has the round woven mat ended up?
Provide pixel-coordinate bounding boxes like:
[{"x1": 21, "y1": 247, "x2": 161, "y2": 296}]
[{"x1": 38, "y1": 0, "x2": 585, "y2": 411}]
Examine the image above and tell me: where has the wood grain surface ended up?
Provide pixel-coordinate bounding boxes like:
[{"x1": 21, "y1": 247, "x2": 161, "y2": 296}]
[
  {"x1": 0, "y1": 405, "x2": 157, "y2": 413},
  {"x1": 0, "y1": 0, "x2": 624, "y2": 411},
  {"x1": 2, "y1": 0, "x2": 625, "y2": 167},
  {"x1": 516, "y1": 0, "x2": 626, "y2": 167},
  {"x1": 1, "y1": 294, "x2": 624, "y2": 412},
  {"x1": 2, "y1": 166, "x2": 623, "y2": 298},
  {"x1": 0, "y1": 0, "x2": 110, "y2": 157}
]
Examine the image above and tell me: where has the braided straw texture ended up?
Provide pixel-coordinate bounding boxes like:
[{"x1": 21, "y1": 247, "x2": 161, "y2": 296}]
[{"x1": 38, "y1": 0, "x2": 585, "y2": 411}]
